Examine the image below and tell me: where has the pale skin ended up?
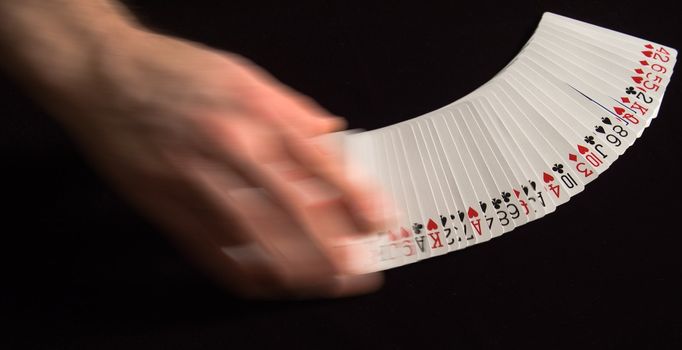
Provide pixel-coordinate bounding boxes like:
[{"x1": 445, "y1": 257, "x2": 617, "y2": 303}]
[{"x1": 0, "y1": 0, "x2": 389, "y2": 298}]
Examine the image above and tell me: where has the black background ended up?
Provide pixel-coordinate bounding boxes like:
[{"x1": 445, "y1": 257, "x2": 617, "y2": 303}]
[{"x1": 2, "y1": 0, "x2": 681, "y2": 349}]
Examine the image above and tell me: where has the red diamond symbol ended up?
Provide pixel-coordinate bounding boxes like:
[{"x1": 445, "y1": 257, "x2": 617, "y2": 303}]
[
  {"x1": 640, "y1": 60, "x2": 649, "y2": 66},
  {"x1": 632, "y1": 76, "x2": 643, "y2": 84},
  {"x1": 644, "y1": 43, "x2": 654, "y2": 49},
  {"x1": 621, "y1": 97, "x2": 631, "y2": 103},
  {"x1": 642, "y1": 50, "x2": 653, "y2": 57},
  {"x1": 634, "y1": 68, "x2": 644, "y2": 74},
  {"x1": 569, "y1": 153, "x2": 578, "y2": 162}
]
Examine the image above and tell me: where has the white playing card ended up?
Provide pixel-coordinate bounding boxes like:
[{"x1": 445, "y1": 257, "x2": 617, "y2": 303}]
[
  {"x1": 455, "y1": 102, "x2": 524, "y2": 231},
  {"x1": 512, "y1": 57, "x2": 639, "y2": 152},
  {"x1": 443, "y1": 106, "x2": 506, "y2": 238},
  {"x1": 379, "y1": 128, "x2": 421, "y2": 265},
  {"x1": 395, "y1": 122, "x2": 450, "y2": 256},
  {"x1": 486, "y1": 84, "x2": 580, "y2": 206},
  {"x1": 414, "y1": 118, "x2": 474, "y2": 248},
  {"x1": 528, "y1": 30, "x2": 667, "y2": 129},
  {"x1": 426, "y1": 112, "x2": 494, "y2": 243},
  {"x1": 470, "y1": 96, "x2": 554, "y2": 218},
  {"x1": 520, "y1": 45, "x2": 649, "y2": 138},
  {"x1": 409, "y1": 120, "x2": 468, "y2": 251},
  {"x1": 462, "y1": 100, "x2": 534, "y2": 226},
  {"x1": 498, "y1": 72, "x2": 606, "y2": 183},
  {"x1": 509, "y1": 59, "x2": 623, "y2": 161}
]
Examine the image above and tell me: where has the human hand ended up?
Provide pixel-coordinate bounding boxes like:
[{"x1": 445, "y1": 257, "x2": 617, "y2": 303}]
[{"x1": 33, "y1": 27, "x2": 389, "y2": 298}]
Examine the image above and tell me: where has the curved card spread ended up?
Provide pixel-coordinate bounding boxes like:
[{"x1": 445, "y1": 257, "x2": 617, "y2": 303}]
[{"x1": 320, "y1": 12, "x2": 677, "y2": 273}]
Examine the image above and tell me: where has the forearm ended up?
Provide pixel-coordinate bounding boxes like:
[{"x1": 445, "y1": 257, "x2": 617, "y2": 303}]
[{"x1": 0, "y1": 0, "x2": 138, "y2": 92}]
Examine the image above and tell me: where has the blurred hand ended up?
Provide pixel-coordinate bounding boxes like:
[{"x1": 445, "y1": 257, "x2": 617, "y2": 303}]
[{"x1": 39, "y1": 28, "x2": 387, "y2": 299}]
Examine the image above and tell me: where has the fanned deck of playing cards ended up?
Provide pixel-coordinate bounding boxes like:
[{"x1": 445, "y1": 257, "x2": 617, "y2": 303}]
[{"x1": 326, "y1": 12, "x2": 677, "y2": 273}]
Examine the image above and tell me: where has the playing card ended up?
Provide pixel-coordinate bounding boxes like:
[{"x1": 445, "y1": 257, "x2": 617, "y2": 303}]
[{"x1": 395, "y1": 122, "x2": 451, "y2": 256}]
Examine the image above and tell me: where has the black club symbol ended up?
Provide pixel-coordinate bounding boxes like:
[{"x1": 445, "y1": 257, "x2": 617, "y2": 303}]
[
  {"x1": 625, "y1": 86, "x2": 636, "y2": 95},
  {"x1": 412, "y1": 223, "x2": 423, "y2": 235},
  {"x1": 584, "y1": 135, "x2": 595, "y2": 145},
  {"x1": 552, "y1": 163, "x2": 564, "y2": 173},
  {"x1": 501, "y1": 191, "x2": 511, "y2": 202},
  {"x1": 492, "y1": 198, "x2": 502, "y2": 209}
]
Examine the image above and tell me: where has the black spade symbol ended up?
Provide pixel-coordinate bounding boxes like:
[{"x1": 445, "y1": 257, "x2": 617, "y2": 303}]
[
  {"x1": 522, "y1": 185, "x2": 529, "y2": 195},
  {"x1": 480, "y1": 201, "x2": 487, "y2": 213},
  {"x1": 595, "y1": 126, "x2": 605, "y2": 134},
  {"x1": 530, "y1": 181, "x2": 537, "y2": 190},
  {"x1": 440, "y1": 215, "x2": 448, "y2": 226},
  {"x1": 458, "y1": 211, "x2": 465, "y2": 222},
  {"x1": 602, "y1": 117, "x2": 612, "y2": 125}
]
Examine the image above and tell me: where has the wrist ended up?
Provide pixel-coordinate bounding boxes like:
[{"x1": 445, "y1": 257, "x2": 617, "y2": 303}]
[{"x1": 0, "y1": 1, "x2": 140, "y2": 98}]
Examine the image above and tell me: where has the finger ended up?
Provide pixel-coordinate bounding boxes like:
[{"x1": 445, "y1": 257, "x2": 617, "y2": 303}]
[
  {"x1": 188, "y1": 162, "x2": 346, "y2": 283},
  {"x1": 227, "y1": 56, "x2": 346, "y2": 132},
  {"x1": 279, "y1": 89, "x2": 348, "y2": 132},
  {"x1": 281, "y1": 129, "x2": 388, "y2": 233},
  {"x1": 168, "y1": 169, "x2": 339, "y2": 297},
  {"x1": 259, "y1": 93, "x2": 347, "y2": 136},
  {"x1": 161, "y1": 168, "x2": 381, "y2": 299},
  {"x1": 195, "y1": 120, "x2": 378, "y2": 272}
]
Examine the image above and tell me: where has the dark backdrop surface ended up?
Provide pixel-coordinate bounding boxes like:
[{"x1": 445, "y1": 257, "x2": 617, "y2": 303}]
[{"x1": 2, "y1": 1, "x2": 681, "y2": 349}]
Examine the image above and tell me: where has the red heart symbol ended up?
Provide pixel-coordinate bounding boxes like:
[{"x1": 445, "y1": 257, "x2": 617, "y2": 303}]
[
  {"x1": 400, "y1": 227, "x2": 410, "y2": 238},
  {"x1": 578, "y1": 144, "x2": 589, "y2": 155},
  {"x1": 513, "y1": 189, "x2": 521, "y2": 198},
  {"x1": 426, "y1": 218, "x2": 438, "y2": 231},
  {"x1": 632, "y1": 76, "x2": 643, "y2": 84},
  {"x1": 467, "y1": 207, "x2": 478, "y2": 219},
  {"x1": 543, "y1": 172, "x2": 554, "y2": 183},
  {"x1": 614, "y1": 106, "x2": 625, "y2": 115},
  {"x1": 644, "y1": 44, "x2": 654, "y2": 49},
  {"x1": 642, "y1": 50, "x2": 653, "y2": 58},
  {"x1": 387, "y1": 230, "x2": 398, "y2": 241}
]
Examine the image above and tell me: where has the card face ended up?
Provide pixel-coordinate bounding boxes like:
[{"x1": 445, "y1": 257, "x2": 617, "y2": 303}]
[
  {"x1": 470, "y1": 98, "x2": 547, "y2": 220},
  {"x1": 428, "y1": 112, "x2": 494, "y2": 243},
  {"x1": 509, "y1": 60, "x2": 622, "y2": 161},
  {"x1": 410, "y1": 121, "x2": 467, "y2": 252},
  {"x1": 326, "y1": 12, "x2": 675, "y2": 272},
  {"x1": 527, "y1": 30, "x2": 669, "y2": 129},
  {"x1": 521, "y1": 45, "x2": 650, "y2": 138},
  {"x1": 541, "y1": 12, "x2": 678, "y2": 67},
  {"x1": 415, "y1": 118, "x2": 473, "y2": 248},
  {"x1": 444, "y1": 106, "x2": 506, "y2": 238},
  {"x1": 381, "y1": 129, "x2": 422, "y2": 264},
  {"x1": 464, "y1": 101, "x2": 534, "y2": 225},
  {"x1": 485, "y1": 86, "x2": 574, "y2": 207},
  {"x1": 535, "y1": 22, "x2": 673, "y2": 95},
  {"x1": 456, "y1": 103, "x2": 524, "y2": 231},
  {"x1": 498, "y1": 73, "x2": 606, "y2": 184},
  {"x1": 395, "y1": 122, "x2": 450, "y2": 256},
  {"x1": 513, "y1": 57, "x2": 640, "y2": 152}
]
